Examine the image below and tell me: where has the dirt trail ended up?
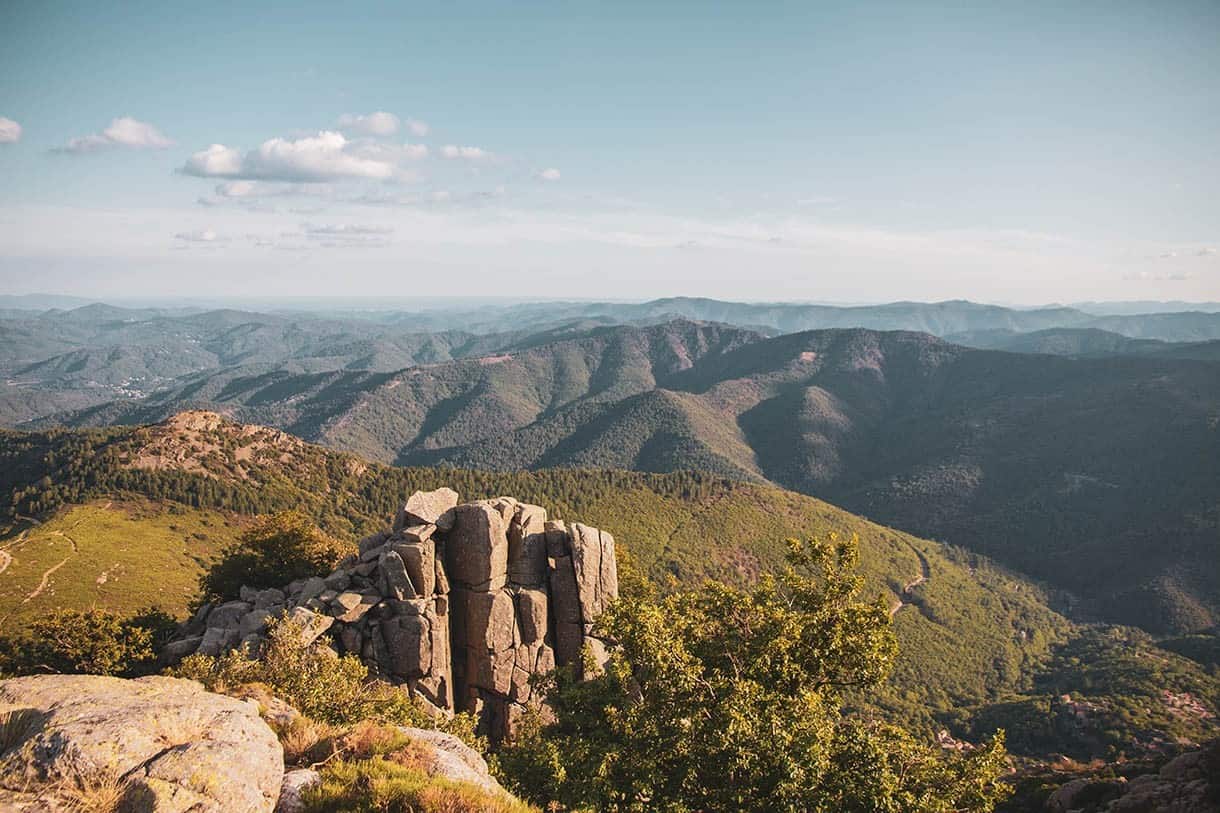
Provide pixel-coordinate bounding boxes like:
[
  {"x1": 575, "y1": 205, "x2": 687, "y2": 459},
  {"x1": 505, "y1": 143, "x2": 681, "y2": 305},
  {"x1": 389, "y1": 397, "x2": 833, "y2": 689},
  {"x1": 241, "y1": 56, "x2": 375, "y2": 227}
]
[
  {"x1": 46, "y1": 530, "x2": 80, "y2": 553},
  {"x1": 890, "y1": 542, "x2": 932, "y2": 617},
  {"x1": 24, "y1": 557, "x2": 71, "y2": 604},
  {"x1": 903, "y1": 545, "x2": 930, "y2": 592},
  {"x1": 0, "y1": 524, "x2": 35, "y2": 578},
  {"x1": 17, "y1": 522, "x2": 84, "y2": 603}
]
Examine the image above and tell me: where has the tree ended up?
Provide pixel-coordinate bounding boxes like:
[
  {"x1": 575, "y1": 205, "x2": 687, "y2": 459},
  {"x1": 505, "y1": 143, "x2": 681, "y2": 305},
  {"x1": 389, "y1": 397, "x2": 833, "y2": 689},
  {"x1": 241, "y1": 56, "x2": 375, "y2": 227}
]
[
  {"x1": 498, "y1": 534, "x2": 1010, "y2": 812},
  {"x1": 201, "y1": 511, "x2": 352, "y2": 601},
  {"x1": 0, "y1": 609, "x2": 160, "y2": 677}
]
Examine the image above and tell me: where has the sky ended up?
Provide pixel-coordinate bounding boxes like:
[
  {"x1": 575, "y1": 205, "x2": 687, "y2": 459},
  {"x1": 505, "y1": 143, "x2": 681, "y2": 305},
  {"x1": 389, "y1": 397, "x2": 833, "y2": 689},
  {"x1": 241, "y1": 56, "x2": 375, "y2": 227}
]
[{"x1": 0, "y1": 1, "x2": 1218, "y2": 304}]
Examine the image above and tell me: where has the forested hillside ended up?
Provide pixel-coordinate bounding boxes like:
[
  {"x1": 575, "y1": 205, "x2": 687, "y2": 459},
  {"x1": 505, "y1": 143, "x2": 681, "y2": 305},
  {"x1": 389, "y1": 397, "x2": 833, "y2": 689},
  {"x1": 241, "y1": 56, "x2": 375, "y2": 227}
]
[
  {"x1": 1, "y1": 412, "x2": 1216, "y2": 761},
  {"x1": 46, "y1": 322, "x2": 1220, "y2": 635}
]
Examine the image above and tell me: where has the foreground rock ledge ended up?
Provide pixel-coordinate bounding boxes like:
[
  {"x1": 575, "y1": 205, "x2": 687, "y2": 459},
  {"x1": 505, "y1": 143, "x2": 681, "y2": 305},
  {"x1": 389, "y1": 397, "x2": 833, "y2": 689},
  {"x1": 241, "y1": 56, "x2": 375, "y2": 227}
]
[
  {"x1": 0, "y1": 674, "x2": 283, "y2": 813},
  {"x1": 173, "y1": 488, "x2": 620, "y2": 741}
]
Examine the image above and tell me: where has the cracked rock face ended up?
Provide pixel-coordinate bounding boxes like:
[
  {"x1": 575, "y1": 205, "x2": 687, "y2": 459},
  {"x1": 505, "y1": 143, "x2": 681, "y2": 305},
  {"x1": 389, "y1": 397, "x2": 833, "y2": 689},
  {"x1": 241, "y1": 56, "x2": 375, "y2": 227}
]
[
  {"x1": 0, "y1": 674, "x2": 283, "y2": 813},
  {"x1": 171, "y1": 488, "x2": 619, "y2": 742}
]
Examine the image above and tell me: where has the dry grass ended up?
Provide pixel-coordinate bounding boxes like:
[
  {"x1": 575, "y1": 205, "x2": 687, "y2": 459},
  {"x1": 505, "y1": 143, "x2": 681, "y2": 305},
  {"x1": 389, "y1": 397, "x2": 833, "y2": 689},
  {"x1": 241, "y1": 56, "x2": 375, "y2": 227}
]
[
  {"x1": 339, "y1": 720, "x2": 414, "y2": 760},
  {"x1": 0, "y1": 708, "x2": 43, "y2": 753},
  {"x1": 277, "y1": 715, "x2": 342, "y2": 767},
  {"x1": 55, "y1": 770, "x2": 138, "y2": 813}
]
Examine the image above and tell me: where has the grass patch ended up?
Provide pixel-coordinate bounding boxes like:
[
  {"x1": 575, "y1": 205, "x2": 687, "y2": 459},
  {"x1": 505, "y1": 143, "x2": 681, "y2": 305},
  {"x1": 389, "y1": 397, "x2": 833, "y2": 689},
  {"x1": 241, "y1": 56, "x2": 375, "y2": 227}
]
[
  {"x1": 0, "y1": 500, "x2": 241, "y2": 629},
  {"x1": 303, "y1": 758, "x2": 536, "y2": 813}
]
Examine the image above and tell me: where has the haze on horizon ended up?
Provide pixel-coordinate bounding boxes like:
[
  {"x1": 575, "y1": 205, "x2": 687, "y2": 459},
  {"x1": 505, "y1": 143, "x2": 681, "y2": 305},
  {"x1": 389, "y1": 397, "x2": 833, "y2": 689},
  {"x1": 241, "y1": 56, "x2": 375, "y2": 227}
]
[{"x1": 1, "y1": 1, "x2": 1218, "y2": 305}]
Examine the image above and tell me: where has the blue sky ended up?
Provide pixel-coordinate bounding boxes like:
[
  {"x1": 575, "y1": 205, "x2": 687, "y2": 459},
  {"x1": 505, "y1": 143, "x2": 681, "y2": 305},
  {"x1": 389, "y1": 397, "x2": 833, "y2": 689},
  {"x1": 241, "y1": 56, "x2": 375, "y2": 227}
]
[{"x1": 0, "y1": 1, "x2": 1217, "y2": 303}]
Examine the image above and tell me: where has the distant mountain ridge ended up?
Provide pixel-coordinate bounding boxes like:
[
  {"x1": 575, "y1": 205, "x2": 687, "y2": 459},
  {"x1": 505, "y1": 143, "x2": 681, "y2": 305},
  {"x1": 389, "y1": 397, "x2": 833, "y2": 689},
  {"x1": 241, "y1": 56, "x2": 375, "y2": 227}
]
[
  {"x1": 365, "y1": 296, "x2": 1220, "y2": 341},
  {"x1": 945, "y1": 327, "x2": 1220, "y2": 360},
  {"x1": 5, "y1": 297, "x2": 1220, "y2": 427},
  {"x1": 40, "y1": 320, "x2": 1220, "y2": 636}
]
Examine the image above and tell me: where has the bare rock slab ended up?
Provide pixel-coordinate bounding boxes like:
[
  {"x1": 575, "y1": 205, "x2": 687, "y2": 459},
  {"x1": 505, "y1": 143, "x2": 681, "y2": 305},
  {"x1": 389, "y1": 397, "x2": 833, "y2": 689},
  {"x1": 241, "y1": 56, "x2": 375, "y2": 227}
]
[
  {"x1": 396, "y1": 487, "x2": 459, "y2": 530},
  {"x1": 0, "y1": 674, "x2": 283, "y2": 813}
]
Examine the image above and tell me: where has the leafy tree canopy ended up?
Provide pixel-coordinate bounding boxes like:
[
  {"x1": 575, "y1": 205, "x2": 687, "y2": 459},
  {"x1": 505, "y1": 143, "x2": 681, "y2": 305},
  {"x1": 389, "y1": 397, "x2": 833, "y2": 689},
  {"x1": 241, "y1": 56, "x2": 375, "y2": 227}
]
[
  {"x1": 499, "y1": 534, "x2": 1010, "y2": 812},
  {"x1": 200, "y1": 510, "x2": 352, "y2": 601},
  {"x1": 0, "y1": 608, "x2": 172, "y2": 677}
]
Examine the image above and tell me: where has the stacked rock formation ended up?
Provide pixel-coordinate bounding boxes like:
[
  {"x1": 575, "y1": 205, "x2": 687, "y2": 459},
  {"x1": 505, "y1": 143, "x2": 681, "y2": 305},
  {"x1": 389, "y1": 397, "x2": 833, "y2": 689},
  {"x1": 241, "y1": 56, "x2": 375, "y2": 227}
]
[{"x1": 170, "y1": 488, "x2": 618, "y2": 740}]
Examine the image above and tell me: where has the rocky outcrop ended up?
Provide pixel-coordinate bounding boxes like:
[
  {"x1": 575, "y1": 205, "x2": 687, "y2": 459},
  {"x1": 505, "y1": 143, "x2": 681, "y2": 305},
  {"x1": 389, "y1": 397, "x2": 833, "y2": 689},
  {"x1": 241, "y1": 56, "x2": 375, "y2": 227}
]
[
  {"x1": 1045, "y1": 738, "x2": 1220, "y2": 812},
  {"x1": 173, "y1": 489, "x2": 618, "y2": 741},
  {"x1": 0, "y1": 674, "x2": 283, "y2": 812}
]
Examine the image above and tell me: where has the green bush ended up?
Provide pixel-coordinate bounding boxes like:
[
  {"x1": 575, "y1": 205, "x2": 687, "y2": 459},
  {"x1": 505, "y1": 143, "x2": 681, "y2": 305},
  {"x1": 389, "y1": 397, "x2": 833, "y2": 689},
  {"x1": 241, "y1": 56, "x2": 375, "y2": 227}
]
[
  {"x1": 199, "y1": 511, "x2": 352, "y2": 601},
  {"x1": 498, "y1": 534, "x2": 1011, "y2": 812},
  {"x1": 174, "y1": 615, "x2": 387, "y2": 724},
  {"x1": 172, "y1": 615, "x2": 481, "y2": 748},
  {"x1": 0, "y1": 608, "x2": 165, "y2": 677}
]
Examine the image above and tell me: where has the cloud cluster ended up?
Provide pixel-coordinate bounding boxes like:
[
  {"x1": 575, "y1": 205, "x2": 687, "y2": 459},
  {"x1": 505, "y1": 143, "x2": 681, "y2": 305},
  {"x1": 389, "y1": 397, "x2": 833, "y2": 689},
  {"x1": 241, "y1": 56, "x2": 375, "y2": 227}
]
[
  {"x1": 175, "y1": 111, "x2": 560, "y2": 221},
  {"x1": 56, "y1": 117, "x2": 173, "y2": 153},
  {"x1": 181, "y1": 131, "x2": 424, "y2": 182},
  {"x1": 0, "y1": 117, "x2": 21, "y2": 144}
]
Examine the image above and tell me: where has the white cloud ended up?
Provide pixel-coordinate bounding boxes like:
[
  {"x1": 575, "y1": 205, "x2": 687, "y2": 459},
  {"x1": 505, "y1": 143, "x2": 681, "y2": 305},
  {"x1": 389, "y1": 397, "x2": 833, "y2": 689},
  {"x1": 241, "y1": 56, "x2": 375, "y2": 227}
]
[
  {"x1": 181, "y1": 131, "x2": 405, "y2": 182},
  {"x1": 406, "y1": 119, "x2": 430, "y2": 137},
  {"x1": 174, "y1": 229, "x2": 220, "y2": 242},
  {"x1": 0, "y1": 117, "x2": 21, "y2": 144},
  {"x1": 537, "y1": 167, "x2": 561, "y2": 181},
  {"x1": 440, "y1": 144, "x2": 491, "y2": 160},
  {"x1": 57, "y1": 117, "x2": 173, "y2": 152},
  {"x1": 183, "y1": 144, "x2": 243, "y2": 176},
  {"x1": 337, "y1": 111, "x2": 401, "y2": 137}
]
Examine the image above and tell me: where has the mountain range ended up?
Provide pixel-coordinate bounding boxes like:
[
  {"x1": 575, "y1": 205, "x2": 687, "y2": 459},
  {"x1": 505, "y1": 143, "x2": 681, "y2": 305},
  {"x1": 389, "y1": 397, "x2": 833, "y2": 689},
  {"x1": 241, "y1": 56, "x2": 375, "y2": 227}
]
[
  {"x1": 5, "y1": 297, "x2": 1220, "y2": 427},
  {"x1": 18, "y1": 316, "x2": 1217, "y2": 637}
]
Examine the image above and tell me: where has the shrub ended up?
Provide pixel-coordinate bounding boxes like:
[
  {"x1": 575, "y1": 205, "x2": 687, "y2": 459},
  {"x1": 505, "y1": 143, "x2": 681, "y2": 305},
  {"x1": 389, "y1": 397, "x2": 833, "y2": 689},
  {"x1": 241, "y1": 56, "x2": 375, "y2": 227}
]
[
  {"x1": 200, "y1": 511, "x2": 351, "y2": 601},
  {"x1": 173, "y1": 615, "x2": 375, "y2": 724},
  {"x1": 0, "y1": 609, "x2": 162, "y2": 677}
]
